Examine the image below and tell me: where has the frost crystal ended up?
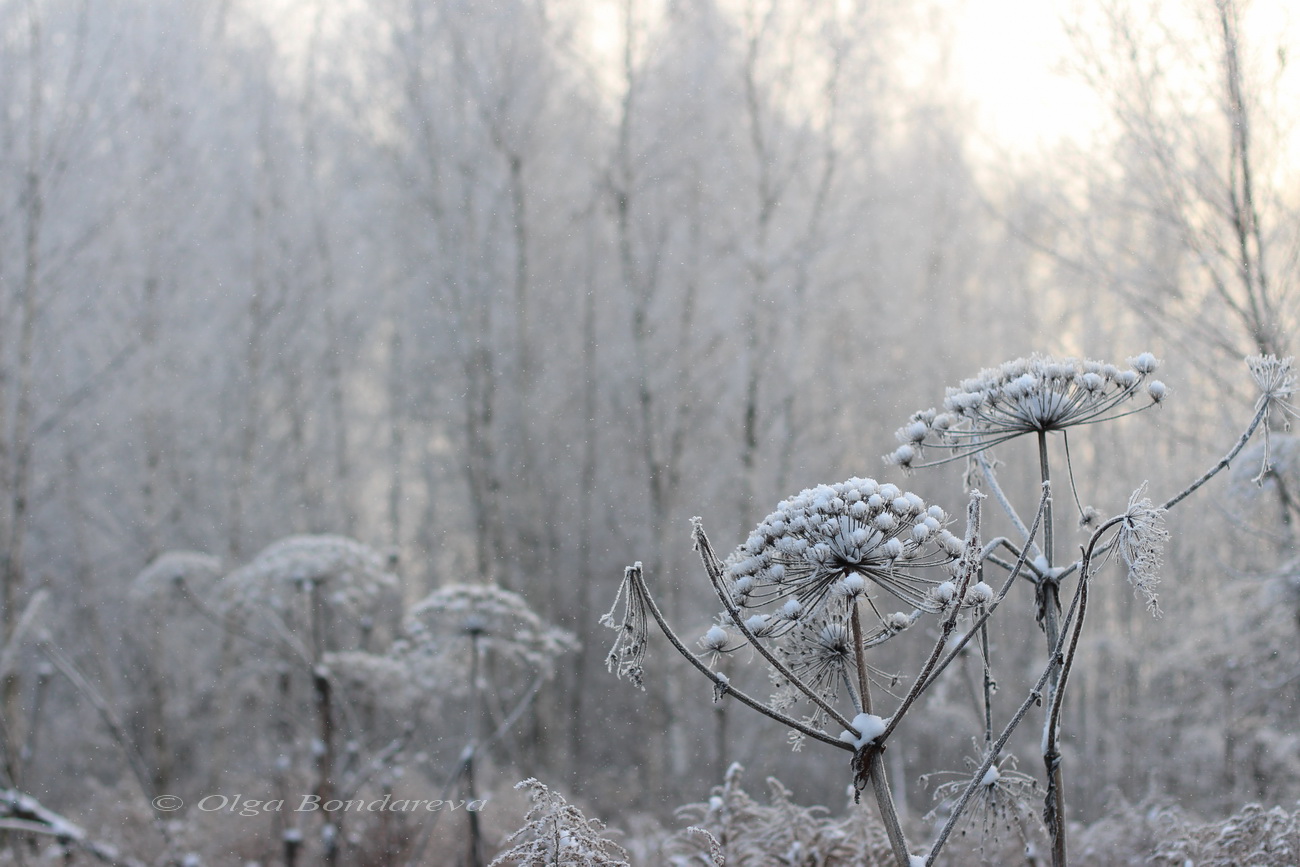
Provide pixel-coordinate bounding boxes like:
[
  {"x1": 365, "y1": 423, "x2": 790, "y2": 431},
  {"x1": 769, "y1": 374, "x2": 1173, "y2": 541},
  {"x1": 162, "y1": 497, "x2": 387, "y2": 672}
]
[{"x1": 888, "y1": 354, "x2": 1164, "y2": 468}]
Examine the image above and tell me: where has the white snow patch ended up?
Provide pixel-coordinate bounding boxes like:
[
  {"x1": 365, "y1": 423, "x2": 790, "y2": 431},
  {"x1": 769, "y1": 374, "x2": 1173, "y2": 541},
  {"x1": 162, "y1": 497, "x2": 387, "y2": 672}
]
[{"x1": 838, "y1": 713, "x2": 887, "y2": 749}]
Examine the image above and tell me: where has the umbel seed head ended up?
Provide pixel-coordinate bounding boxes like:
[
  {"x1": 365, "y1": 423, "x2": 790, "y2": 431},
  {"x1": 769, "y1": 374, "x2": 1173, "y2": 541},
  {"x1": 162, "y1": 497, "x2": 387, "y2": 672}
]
[
  {"x1": 888, "y1": 353, "x2": 1165, "y2": 469},
  {"x1": 723, "y1": 478, "x2": 960, "y2": 635}
]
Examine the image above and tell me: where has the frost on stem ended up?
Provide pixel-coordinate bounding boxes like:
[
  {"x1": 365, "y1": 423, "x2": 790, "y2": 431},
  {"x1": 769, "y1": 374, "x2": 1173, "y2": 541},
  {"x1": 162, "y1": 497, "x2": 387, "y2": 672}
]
[
  {"x1": 1115, "y1": 484, "x2": 1168, "y2": 617},
  {"x1": 886, "y1": 354, "x2": 1165, "y2": 468},
  {"x1": 490, "y1": 779, "x2": 630, "y2": 867}
]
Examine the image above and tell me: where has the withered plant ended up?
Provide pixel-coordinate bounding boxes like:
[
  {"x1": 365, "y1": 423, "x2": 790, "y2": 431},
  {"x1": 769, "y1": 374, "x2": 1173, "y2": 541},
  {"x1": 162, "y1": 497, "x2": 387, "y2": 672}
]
[{"x1": 604, "y1": 353, "x2": 1290, "y2": 867}]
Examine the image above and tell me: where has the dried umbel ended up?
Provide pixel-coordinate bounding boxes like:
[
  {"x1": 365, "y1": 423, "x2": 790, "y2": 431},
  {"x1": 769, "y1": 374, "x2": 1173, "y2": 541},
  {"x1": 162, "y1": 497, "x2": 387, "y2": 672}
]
[
  {"x1": 407, "y1": 583, "x2": 577, "y2": 674},
  {"x1": 130, "y1": 551, "x2": 223, "y2": 605},
  {"x1": 927, "y1": 750, "x2": 1044, "y2": 862},
  {"x1": 219, "y1": 535, "x2": 401, "y2": 656},
  {"x1": 1115, "y1": 484, "x2": 1168, "y2": 616},
  {"x1": 222, "y1": 535, "x2": 398, "y2": 618},
  {"x1": 888, "y1": 354, "x2": 1165, "y2": 468},
  {"x1": 1245, "y1": 354, "x2": 1300, "y2": 483},
  {"x1": 602, "y1": 564, "x2": 652, "y2": 689},
  {"x1": 1247, "y1": 354, "x2": 1297, "y2": 406},
  {"x1": 721, "y1": 478, "x2": 963, "y2": 634}
]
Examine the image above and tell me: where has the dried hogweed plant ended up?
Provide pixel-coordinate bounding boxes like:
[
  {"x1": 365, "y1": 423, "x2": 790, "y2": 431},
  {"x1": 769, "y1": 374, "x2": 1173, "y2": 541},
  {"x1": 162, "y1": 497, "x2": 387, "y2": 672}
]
[
  {"x1": 489, "y1": 779, "x2": 630, "y2": 867},
  {"x1": 605, "y1": 353, "x2": 1288, "y2": 867}
]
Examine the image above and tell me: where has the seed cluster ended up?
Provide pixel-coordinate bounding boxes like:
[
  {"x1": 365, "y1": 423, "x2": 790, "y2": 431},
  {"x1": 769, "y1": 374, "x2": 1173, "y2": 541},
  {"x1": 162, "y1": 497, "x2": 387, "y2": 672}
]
[
  {"x1": 723, "y1": 478, "x2": 962, "y2": 630},
  {"x1": 889, "y1": 354, "x2": 1165, "y2": 468}
]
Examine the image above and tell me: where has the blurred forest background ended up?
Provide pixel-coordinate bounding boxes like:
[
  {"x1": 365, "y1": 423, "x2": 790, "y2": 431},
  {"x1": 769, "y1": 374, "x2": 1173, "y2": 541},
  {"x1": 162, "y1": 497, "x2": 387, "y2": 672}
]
[{"x1": 1, "y1": 0, "x2": 1299, "y2": 863}]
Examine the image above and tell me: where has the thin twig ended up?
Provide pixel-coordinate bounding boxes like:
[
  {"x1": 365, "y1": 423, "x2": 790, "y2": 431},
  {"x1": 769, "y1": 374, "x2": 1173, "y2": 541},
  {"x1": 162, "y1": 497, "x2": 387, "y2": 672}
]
[
  {"x1": 630, "y1": 565, "x2": 853, "y2": 751},
  {"x1": 691, "y1": 519, "x2": 858, "y2": 733},
  {"x1": 919, "y1": 485, "x2": 1051, "y2": 693},
  {"x1": 976, "y1": 453, "x2": 1045, "y2": 563},
  {"x1": 1161, "y1": 397, "x2": 1269, "y2": 510},
  {"x1": 925, "y1": 532, "x2": 1089, "y2": 867}
]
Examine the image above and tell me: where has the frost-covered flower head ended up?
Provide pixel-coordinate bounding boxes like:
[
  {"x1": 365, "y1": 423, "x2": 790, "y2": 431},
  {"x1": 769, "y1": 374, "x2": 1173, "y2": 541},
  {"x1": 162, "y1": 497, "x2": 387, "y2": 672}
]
[
  {"x1": 774, "y1": 612, "x2": 859, "y2": 721},
  {"x1": 323, "y1": 649, "x2": 433, "y2": 714},
  {"x1": 130, "y1": 551, "x2": 223, "y2": 610},
  {"x1": 767, "y1": 603, "x2": 911, "y2": 748},
  {"x1": 220, "y1": 535, "x2": 401, "y2": 655},
  {"x1": 1115, "y1": 484, "x2": 1168, "y2": 616},
  {"x1": 1248, "y1": 354, "x2": 1297, "y2": 407},
  {"x1": 723, "y1": 478, "x2": 962, "y2": 634},
  {"x1": 888, "y1": 354, "x2": 1165, "y2": 468},
  {"x1": 927, "y1": 750, "x2": 1043, "y2": 861},
  {"x1": 407, "y1": 584, "x2": 578, "y2": 673},
  {"x1": 1246, "y1": 355, "x2": 1300, "y2": 483}
]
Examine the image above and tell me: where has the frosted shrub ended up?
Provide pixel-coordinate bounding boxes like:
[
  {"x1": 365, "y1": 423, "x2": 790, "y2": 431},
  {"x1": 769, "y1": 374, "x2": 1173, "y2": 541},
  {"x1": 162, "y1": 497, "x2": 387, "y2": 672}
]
[
  {"x1": 1151, "y1": 802, "x2": 1300, "y2": 866},
  {"x1": 606, "y1": 353, "x2": 1287, "y2": 867},
  {"x1": 489, "y1": 779, "x2": 630, "y2": 867},
  {"x1": 667, "y1": 763, "x2": 895, "y2": 866}
]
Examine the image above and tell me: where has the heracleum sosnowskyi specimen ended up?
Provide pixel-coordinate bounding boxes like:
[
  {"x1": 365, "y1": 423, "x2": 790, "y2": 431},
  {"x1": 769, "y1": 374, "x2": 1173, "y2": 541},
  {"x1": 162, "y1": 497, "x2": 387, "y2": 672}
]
[
  {"x1": 887, "y1": 354, "x2": 1166, "y2": 469},
  {"x1": 717, "y1": 477, "x2": 965, "y2": 637}
]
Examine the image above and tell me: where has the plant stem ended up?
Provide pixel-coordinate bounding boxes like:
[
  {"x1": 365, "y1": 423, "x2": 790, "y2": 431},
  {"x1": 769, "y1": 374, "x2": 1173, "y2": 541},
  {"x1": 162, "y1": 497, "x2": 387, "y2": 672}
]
[
  {"x1": 1161, "y1": 398, "x2": 1269, "y2": 510},
  {"x1": 927, "y1": 525, "x2": 1100, "y2": 867},
  {"x1": 976, "y1": 453, "x2": 1045, "y2": 565},
  {"x1": 852, "y1": 604, "x2": 911, "y2": 867},
  {"x1": 631, "y1": 564, "x2": 854, "y2": 751},
  {"x1": 1038, "y1": 430, "x2": 1054, "y2": 568},
  {"x1": 1035, "y1": 429, "x2": 1068, "y2": 867},
  {"x1": 692, "y1": 520, "x2": 857, "y2": 731},
  {"x1": 979, "y1": 597, "x2": 994, "y2": 747}
]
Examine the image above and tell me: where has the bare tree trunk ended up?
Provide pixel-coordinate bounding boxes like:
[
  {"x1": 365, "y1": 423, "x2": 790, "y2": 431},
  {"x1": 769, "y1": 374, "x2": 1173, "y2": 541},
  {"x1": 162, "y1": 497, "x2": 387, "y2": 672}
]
[
  {"x1": 1, "y1": 0, "x2": 45, "y2": 779},
  {"x1": 387, "y1": 316, "x2": 406, "y2": 553}
]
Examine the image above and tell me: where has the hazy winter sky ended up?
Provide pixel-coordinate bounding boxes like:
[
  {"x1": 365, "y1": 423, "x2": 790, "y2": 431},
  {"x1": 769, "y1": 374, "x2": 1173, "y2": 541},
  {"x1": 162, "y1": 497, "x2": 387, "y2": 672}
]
[
  {"x1": 257, "y1": 0, "x2": 1296, "y2": 163},
  {"x1": 949, "y1": 0, "x2": 1299, "y2": 160},
  {"x1": 948, "y1": 0, "x2": 1102, "y2": 152}
]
